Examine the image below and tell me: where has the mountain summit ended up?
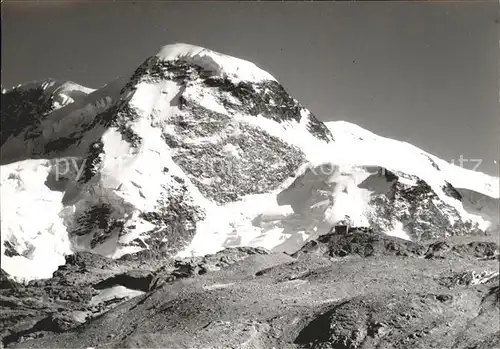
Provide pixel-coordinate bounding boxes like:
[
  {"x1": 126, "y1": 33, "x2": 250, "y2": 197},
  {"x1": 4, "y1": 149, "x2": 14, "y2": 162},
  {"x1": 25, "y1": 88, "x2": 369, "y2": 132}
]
[{"x1": 1, "y1": 43, "x2": 498, "y2": 281}]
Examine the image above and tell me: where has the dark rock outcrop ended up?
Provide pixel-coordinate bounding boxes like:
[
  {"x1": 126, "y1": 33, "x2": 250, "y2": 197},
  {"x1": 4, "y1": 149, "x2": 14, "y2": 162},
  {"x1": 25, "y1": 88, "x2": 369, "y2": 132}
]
[{"x1": 293, "y1": 228, "x2": 427, "y2": 259}]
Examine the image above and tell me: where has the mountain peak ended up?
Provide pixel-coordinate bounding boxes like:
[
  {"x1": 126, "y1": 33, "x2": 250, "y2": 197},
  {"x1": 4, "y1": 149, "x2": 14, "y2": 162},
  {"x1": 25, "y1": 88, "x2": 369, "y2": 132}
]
[
  {"x1": 1, "y1": 79, "x2": 94, "y2": 96},
  {"x1": 155, "y1": 43, "x2": 277, "y2": 82},
  {"x1": 1, "y1": 42, "x2": 498, "y2": 283}
]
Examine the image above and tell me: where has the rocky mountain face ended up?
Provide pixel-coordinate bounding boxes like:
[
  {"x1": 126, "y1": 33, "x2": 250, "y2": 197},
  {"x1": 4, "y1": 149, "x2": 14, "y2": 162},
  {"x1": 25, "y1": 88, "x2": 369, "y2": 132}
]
[
  {"x1": 1, "y1": 43, "x2": 499, "y2": 348},
  {"x1": 1, "y1": 80, "x2": 95, "y2": 163},
  {"x1": 1, "y1": 43, "x2": 337, "y2": 281}
]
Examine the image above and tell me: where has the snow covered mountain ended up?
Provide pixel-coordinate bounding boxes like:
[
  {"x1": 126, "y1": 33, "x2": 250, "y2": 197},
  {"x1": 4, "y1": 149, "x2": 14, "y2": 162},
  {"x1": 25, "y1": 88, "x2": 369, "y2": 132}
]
[{"x1": 1, "y1": 43, "x2": 498, "y2": 281}]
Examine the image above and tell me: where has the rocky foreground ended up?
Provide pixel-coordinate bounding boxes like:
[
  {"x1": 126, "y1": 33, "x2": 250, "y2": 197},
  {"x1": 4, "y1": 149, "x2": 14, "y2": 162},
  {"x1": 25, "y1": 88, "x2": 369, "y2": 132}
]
[{"x1": 1, "y1": 228, "x2": 498, "y2": 349}]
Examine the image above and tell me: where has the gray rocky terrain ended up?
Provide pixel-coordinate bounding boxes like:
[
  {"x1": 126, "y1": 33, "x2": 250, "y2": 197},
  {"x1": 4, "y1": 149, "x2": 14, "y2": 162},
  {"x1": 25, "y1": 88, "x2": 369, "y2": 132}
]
[{"x1": 2, "y1": 229, "x2": 498, "y2": 349}]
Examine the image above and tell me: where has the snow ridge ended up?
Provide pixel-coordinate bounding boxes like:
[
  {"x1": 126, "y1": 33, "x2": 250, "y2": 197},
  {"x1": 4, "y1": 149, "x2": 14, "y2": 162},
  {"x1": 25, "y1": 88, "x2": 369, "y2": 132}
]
[{"x1": 156, "y1": 43, "x2": 277, "y2": 83}]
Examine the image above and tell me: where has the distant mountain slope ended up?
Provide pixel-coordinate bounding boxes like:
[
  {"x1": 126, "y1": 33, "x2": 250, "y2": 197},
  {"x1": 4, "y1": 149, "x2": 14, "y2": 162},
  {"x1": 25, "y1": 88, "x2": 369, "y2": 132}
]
[{"x1": 325, "y1": 120, "x2": 498, "y2": 198}]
